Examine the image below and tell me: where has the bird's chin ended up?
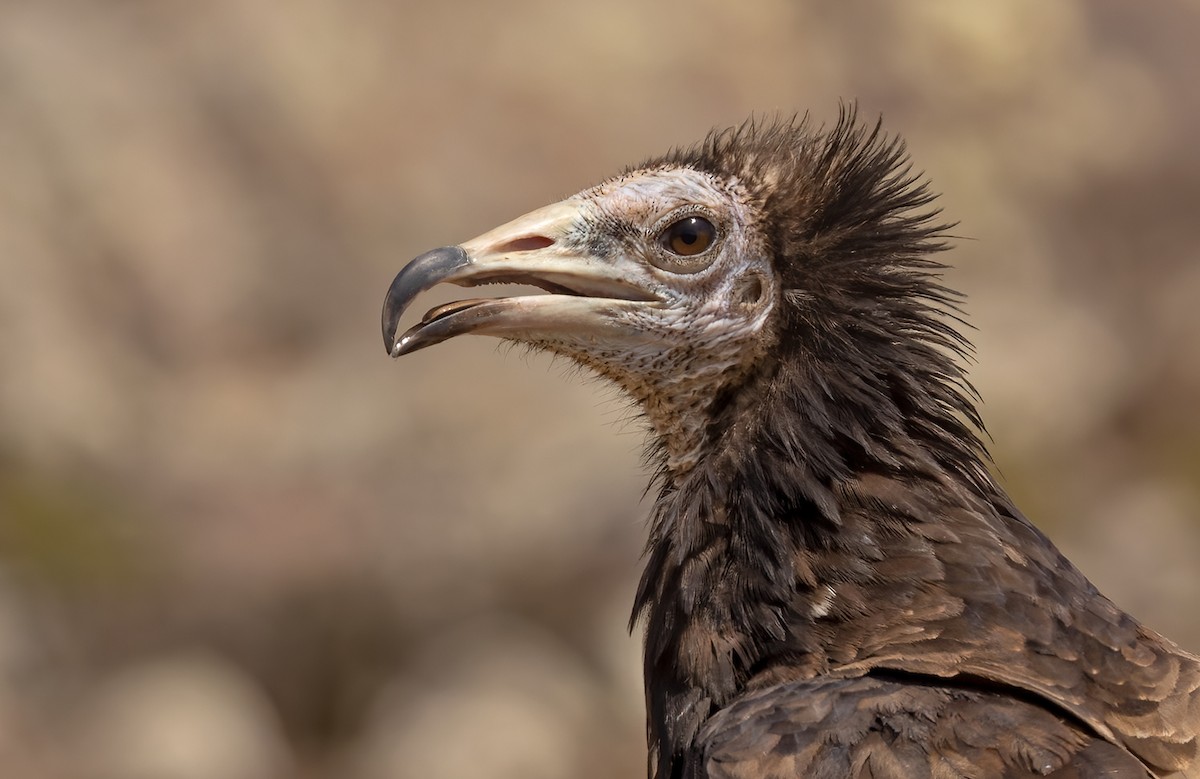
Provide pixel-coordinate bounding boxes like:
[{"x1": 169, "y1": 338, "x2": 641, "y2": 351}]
[{"x1": 391, "y1": 297, "x2": 495, "y2": 356}]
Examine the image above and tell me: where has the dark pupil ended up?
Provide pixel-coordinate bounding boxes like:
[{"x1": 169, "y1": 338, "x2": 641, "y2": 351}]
[{"x1": 667, "y1": 217, "x2": 713, "y2": 256}]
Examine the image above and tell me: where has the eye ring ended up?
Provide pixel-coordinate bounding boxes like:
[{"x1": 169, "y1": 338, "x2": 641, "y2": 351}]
[{"x1": 660, "y1": 216, "x2": 716, "y2": 257}]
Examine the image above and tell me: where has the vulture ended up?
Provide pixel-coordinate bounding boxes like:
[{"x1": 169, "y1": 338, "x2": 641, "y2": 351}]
[{"x1": 380, "y1": 109, "x2": 1200, "y2": 778}]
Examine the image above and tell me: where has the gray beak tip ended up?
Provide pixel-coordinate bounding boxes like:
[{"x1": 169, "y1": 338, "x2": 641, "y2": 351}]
[{"x1": 381, "y1": 245, "x2": 472, "y2": 356}]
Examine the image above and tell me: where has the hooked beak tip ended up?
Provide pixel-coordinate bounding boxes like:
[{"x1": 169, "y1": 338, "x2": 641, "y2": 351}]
[{"x1": 381, "y1": 245, "x2": 472, "y2": 354}]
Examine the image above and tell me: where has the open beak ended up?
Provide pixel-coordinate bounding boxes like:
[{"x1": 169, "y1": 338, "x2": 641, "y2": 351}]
[{"x1": 382, "y1": 200, "x2": 657, "y2": 356}]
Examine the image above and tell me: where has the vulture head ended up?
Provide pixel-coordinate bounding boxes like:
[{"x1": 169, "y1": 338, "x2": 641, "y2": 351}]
[{"x1": 384, "y1": 110, "x2": 981, "y2": 484}]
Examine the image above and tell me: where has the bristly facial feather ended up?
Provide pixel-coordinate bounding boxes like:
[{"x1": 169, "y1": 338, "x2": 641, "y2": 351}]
[{"x1": 644, "y1": 110, "x2": 991, "y2": 497}]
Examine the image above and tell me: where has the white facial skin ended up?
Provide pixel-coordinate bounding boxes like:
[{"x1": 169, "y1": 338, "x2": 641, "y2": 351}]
[
  {"x1": 389, "y1": 166, "x2": 779, "y2": 475},
  {"x1": 545, "y1": 168, "x2": 780, "y2": 472}
]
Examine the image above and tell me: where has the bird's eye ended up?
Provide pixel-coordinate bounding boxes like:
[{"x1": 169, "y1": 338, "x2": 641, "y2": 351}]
[{"x1": 661, "y1": 216, "x2": 716, "y2": 257}]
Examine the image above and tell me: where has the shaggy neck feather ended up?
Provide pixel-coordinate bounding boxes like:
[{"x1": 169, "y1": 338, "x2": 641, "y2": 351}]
[{"x1": 631, "y1": 337, "x2": 1000, "y2": 778}]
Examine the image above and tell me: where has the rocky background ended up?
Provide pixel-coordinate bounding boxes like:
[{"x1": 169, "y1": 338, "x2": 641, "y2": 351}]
[{"x1": 1, "y1": 2, "x2": 1198, "y2": 777}]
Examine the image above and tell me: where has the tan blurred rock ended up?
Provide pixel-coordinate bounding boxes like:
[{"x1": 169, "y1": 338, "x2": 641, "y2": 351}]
[
  {"x1": 1065, "y1": 482, "x2": 1200, "y2": 648},
  {"x1": 349, "y1": 615, "x2": 613, "y2": 779},
  {"x1": 70, "y1": 653, "x2": 291, "y2": 779}
]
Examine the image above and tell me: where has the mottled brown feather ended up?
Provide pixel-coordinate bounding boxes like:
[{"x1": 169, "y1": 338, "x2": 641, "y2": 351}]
[
  {"x1": 692, "y1": 677, "x2": 1153, "y2": 779},
  {"x1": 629, "y1": 110, "x2": 1200, "y2": 778}
]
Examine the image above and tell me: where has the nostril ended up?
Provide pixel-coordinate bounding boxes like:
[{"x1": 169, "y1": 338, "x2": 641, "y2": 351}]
[{"x1": 495, "y1": 235, "x2": 554, "y2": 253}]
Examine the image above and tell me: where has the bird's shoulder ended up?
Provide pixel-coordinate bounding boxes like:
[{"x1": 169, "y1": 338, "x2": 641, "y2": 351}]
[
  {"x1": 821, "y1": 471, "x2": 1200, "y2": 769},
  {"x1": 689, "y1": 674, "x2": 1153, "y2": 779}
]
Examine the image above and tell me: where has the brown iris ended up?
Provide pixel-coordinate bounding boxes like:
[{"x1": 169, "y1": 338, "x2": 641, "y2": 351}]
[{"x1": 661, "y1": 216, "x2": 716, "y2": 256}]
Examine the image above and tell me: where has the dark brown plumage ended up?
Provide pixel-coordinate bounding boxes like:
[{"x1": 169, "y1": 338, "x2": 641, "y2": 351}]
[{"x1": 381, "y1": 108, "x2": 1200, "y2": 778}]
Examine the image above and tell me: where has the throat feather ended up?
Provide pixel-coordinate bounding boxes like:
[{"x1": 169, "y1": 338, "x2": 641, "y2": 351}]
[{"x1": 631, "y1": 350, "x2": 1005, "y2": 778}]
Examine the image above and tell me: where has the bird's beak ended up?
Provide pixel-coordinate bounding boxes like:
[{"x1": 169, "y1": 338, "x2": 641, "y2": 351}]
[{"x1": 382, "y1": 200, "x2": 657, "y2": 356}]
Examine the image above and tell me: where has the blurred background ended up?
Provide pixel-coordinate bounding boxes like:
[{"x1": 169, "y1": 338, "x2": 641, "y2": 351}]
[{"x1": 1, "y1": 1, "x2": 1198, "y2": 777}]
